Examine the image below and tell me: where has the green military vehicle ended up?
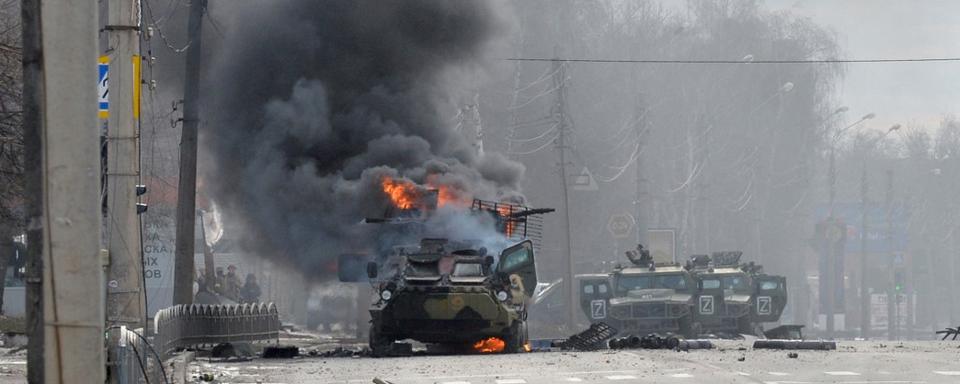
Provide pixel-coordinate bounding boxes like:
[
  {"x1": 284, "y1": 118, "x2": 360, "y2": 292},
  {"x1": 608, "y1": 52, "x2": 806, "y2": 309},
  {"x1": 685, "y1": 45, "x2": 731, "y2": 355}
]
[
  {"x1": 364, "y1": 199, "x2": 551, "y2": 355},
  {"x1": 366, "y1": 238, "x2": 537, "y2": 355},
  {"x1": 579, "y1": 245, "x2": 700, "y2": 337},
  {"x1": 687, "y1": 251, "x2": 787, "y2": 336}
]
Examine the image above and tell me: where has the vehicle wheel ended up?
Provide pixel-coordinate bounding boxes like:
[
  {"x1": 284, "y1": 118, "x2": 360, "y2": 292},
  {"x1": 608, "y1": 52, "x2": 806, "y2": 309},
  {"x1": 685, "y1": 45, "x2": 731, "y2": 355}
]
[
  {"x1": 368, "y1": 325, "x2": 392, "y2": 357},
  {"x1": 736, "y1": 317, "x2": 754, "y2": 335},
  {"x1": 503, "y1": 322, "x2": 524, "y2": 353},
  {"x1": 519, "y1": 321, "x2": 530, "y2": 352},
  {"x1": 679, "y1": 316, "x2": 701, "y2": 338}
]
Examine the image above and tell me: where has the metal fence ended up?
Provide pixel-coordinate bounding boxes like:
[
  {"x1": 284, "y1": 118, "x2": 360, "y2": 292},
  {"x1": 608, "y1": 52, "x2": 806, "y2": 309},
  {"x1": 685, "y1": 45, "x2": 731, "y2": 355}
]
[
  {"x1": 108, "y1": 326, "x2": 165, "y2": 384},
  {"x1": 153, "y1": 302, "x2": 281, "y2": 358}
]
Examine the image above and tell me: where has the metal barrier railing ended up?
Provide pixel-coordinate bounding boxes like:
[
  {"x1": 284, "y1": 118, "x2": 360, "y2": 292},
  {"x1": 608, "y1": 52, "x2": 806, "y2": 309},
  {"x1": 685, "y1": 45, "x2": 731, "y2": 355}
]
[
  {"x1": 153, "y1": 302, "x2": 280, "y2": 358},
  {"x1": 108, "y1": 326, "x2": 166, "y2": 384}
]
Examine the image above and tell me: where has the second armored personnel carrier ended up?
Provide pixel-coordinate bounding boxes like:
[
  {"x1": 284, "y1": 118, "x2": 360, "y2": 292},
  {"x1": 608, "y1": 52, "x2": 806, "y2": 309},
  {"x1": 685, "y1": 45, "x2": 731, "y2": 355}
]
[
  {"x1": 579, "y1": 245, "x2": 699, "y2": 337},
  {"x1": 687, "y1": 251, "x2": 787, "y2": 336}
]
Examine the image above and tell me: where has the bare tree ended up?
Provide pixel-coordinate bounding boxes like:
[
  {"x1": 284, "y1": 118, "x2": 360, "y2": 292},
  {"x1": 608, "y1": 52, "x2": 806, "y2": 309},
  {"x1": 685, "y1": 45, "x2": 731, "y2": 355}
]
[{"x1": 0, "y1": 0, "x2": 22, "y2": 314}]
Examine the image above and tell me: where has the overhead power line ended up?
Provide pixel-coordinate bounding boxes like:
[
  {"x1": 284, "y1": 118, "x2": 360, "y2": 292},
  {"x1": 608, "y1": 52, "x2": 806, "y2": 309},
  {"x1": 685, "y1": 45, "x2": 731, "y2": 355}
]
[{"x1": 505, "y1": 57, "x2": 960, "y2": 64}]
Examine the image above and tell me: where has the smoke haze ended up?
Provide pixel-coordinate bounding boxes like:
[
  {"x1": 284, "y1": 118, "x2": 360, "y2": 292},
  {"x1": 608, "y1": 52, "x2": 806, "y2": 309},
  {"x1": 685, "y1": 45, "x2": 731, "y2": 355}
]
[{"x1": 203, "y1": 1, "x2": 524, "y2": 277}]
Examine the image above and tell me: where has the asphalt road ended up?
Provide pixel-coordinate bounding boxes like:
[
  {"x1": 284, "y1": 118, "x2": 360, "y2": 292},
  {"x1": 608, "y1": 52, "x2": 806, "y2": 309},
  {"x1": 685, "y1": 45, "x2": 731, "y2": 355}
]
[{"x1": 188, "y1": 340, "x2": 960, "y2": 384}]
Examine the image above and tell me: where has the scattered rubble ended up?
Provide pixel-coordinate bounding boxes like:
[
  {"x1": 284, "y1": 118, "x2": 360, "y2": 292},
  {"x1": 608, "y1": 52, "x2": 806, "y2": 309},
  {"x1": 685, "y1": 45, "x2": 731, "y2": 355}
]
[
  {"x1": 262, "y1": 345, "x2": 300, "y2": 358},
  {"x1": 935, "y1": 326, "x2": 960, "y2": 340},
  {"x1": 556, "y1": 322, "x2": 618, "y2": 351},
  {"x1": 608, "y1": 334, "x2": 713, "y2": 351},
  {"x1": 753, "y1": 340, "x2": 836, "y2": 350}
]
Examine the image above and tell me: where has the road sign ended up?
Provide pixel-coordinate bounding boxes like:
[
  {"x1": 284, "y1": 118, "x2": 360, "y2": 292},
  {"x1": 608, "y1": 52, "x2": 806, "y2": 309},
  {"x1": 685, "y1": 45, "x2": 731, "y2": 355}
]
[
  {"x1": 98, "y1": 55, "x2": 108, "y2": 119},
  {"x1": 572, "y1": 167, "x2": 598, "y2": 191},
  {"x1": 648, "y1": 228, "x2": 677, "y2": 263},
  {"x1": 607, "y1": 213, "x2": 635, "y2": 239}
]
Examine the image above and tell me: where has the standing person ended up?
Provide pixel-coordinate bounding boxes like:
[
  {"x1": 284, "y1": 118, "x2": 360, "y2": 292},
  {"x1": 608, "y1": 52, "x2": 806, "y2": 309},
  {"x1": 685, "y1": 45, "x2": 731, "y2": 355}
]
[
  {"x1": 214, "y1": 267, "x2": 226, "y2": 296},
  {"x1": 224, "y1": 265, "x2": 241, "y2": 301},
  {"x1": 240, "y1": 273, "x2": 262, "y2": 303}
]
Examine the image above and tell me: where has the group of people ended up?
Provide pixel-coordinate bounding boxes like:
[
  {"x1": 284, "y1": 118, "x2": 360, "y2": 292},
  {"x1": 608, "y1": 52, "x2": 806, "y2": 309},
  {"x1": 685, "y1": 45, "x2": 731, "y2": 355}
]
[{"x1": 197, "y1": 264, "x2": 262, "y2": 304}]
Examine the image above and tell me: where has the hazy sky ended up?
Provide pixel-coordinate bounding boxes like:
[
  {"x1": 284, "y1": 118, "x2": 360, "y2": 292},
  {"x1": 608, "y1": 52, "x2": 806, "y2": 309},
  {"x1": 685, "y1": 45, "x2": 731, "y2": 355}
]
[{"x1": 765, "y1": 0, "x2": 960, "y2": 132}]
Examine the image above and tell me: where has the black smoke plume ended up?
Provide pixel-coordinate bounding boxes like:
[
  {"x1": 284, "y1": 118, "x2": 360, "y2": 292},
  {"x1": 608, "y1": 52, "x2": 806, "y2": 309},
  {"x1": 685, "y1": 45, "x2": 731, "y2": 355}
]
[{"x1": 203, "y1": 1, "x2": 524, "y2": 278}]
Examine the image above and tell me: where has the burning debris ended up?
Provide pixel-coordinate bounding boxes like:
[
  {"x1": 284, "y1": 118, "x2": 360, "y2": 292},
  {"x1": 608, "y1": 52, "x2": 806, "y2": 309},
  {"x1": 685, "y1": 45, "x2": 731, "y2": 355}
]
[{"x1": 473, "y1": 337, "x2": 506, "y2": 354}]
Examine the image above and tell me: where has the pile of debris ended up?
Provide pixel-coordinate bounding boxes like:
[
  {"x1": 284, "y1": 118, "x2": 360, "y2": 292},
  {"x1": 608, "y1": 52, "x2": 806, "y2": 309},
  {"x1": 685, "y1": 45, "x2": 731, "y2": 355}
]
[
  {"x1": 556, "y1": 322, "x2": 618, "y2": 351},
  {"x1": 608, "y1": 334, "x2": 713, "y2": 351}
]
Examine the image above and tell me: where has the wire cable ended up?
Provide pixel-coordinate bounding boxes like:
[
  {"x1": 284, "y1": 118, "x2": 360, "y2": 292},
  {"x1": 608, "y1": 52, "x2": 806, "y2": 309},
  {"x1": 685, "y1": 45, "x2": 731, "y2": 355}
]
[{"x1": 106, "y1": 326, "x2": 170, "y2": 384}]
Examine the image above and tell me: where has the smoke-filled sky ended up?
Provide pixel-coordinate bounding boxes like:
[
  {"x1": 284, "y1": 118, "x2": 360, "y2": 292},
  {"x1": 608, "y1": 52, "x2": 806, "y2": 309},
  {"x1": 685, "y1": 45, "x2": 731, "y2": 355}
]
[{"x1": 201, "y1": 1, "x2": 524, "y2": 277}]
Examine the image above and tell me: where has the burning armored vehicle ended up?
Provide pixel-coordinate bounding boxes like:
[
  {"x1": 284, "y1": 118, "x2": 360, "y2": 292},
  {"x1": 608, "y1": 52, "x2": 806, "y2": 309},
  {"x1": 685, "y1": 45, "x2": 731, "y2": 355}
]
[
  {"x1": 366, "y1": 237, "x2": 538, "y2": 355},
  {"x1": 357, "y1": 182, "x2": 553, "y2": 355}
]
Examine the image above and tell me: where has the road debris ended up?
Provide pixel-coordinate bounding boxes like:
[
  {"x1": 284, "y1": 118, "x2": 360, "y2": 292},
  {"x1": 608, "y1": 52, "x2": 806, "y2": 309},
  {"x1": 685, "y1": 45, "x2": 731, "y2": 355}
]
[
  {"x1": 556, "y1": 322, "x2": 618, "y2": 351},
  {"x1": 753, "y1": 340, "x2": 836, "y2": 350},
  {"x1": 936, "y1": 326, "x2": 960, "y2": 340},
  {"x1": 787, "y1": 352, "x2": 799, "y2": 358},
  {"x1": 262, "y1": 345, "x2": 300, "y2": 358},
  {"x1": 608, "y1": 334, "x2": 713, "y2": 351}
]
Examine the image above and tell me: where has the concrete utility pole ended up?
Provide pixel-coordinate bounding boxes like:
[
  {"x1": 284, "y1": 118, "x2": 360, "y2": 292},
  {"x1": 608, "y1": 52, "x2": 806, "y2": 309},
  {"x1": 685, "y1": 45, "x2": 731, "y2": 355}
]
[
  {"x1": 173, "y1": 0, "x2": 207, "y2": 305},
  {"x1": 859, "y1": 160, "x2": 870, "y2": 339},
  {"x1": 552, "y1": 56, "x2": 576, "y2": 328},
  {"x1": 22, "y1": 0, "x2": 105, "y2": 382},
  {"x1": 886, "y1": 169, "x2": 896, "y2": 340},
  {"x1": 634, "y1": 98, "x2": 649, "y2": 249},
  {"x1": 105, "y1": 0, "x2": 145, "y2": 329}
]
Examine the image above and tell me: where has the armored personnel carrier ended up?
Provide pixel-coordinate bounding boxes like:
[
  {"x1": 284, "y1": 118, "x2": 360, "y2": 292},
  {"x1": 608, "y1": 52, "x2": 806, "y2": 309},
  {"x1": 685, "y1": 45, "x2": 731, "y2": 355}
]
[
  {"x1": 366, "y1": 238, "x2": 537, "y2": 355},
  {"x1": 578, "y1": 245, "x2": 700, "y2": 337},
  {"x1": 363, "y1": 198, "x2": 552, "y2": 355},
  {"x1": 686, "y1": 251, "x2": 787, "y2": 336}
]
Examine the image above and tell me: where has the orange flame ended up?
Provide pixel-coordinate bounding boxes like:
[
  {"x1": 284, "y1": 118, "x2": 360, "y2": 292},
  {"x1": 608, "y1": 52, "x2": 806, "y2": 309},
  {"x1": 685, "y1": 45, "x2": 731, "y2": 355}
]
[
  {"x1": 382, "y1": 177, "x2": 419, "y2": 210},
  {"x1": 472, "y1": 337, "x2": 506, "y2": 353},
  {"x1": 523, "y1": 342, "x2": 532, "y2": 353},
  {"x1": 498, "y1": 205, "x2": 515, "y2": 238}
]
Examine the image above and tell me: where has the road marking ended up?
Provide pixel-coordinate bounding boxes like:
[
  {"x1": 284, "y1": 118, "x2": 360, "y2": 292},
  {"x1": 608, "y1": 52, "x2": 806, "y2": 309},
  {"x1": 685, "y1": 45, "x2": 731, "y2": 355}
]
[
  {"x1": 496, "y1": 380, "x2": 526, "y2": 384},
  {"x1": 736, "y1": 372, "x2": 751, "y2": 376},
  {"x1": 824, "y1": 371, "x2": 861, "y2": 376},
  {"x1": 0, "y1": 361, "x2": 26, "y2": 365},
  {"x1": 606, "y1": 375, "x2": 638, "y2": 380},
  {"x1": 563, "y1": 379, "x2": 583, "y2": 382},
  {"x1": 768, "y1": 372, "x2": 790, "y2": 376},
  {"x1": 670, "y1": 373, "x2": 694, "y2": 378},
  {"x1": 934, "y1": 371, "x2": 960, "y2": 376}
]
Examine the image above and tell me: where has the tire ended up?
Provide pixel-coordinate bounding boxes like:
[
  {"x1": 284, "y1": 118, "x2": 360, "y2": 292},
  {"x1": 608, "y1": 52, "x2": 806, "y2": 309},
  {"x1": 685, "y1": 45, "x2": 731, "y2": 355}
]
[
  {"x1": 504, "y1": 321, "x2": 527, "y2": 353},
  {"x1": 679, "y1": 316, "x2": 701, "y2": 338},
  {"x1": 368, "y1": 324, "x2": 392, "y2": 357},
  {"x1": 736, "y1": 317, "x2": 754, "y2": 335}
]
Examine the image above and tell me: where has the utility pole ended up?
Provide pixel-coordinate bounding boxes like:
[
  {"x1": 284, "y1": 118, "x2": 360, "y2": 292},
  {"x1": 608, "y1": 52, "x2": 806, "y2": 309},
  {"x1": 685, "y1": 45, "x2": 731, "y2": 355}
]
[
  {"x1": 105, "y1": 0, "x2": 145, "y2": 329},
  {"x1": 22, "y1": 0, "x2": 105, "y2": 382},
  {"x1": 859, "y1": 160, "x2": 870, "y2": 339},
  {"x1": 825, "y1": 145, "x2": 837, "y2": 338},
  {"x1": 885, "y1": 169, "x2": 896, "y2": 340},
  {"x1": 634, "y1": 98, "x2": 649, "y2": 249},
  {"x1": 173, "y1": 0, "x2": 207, "y2": 305},
  {"x1": 552, "y1": 56, "x2": 576, "y2": 328}
]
